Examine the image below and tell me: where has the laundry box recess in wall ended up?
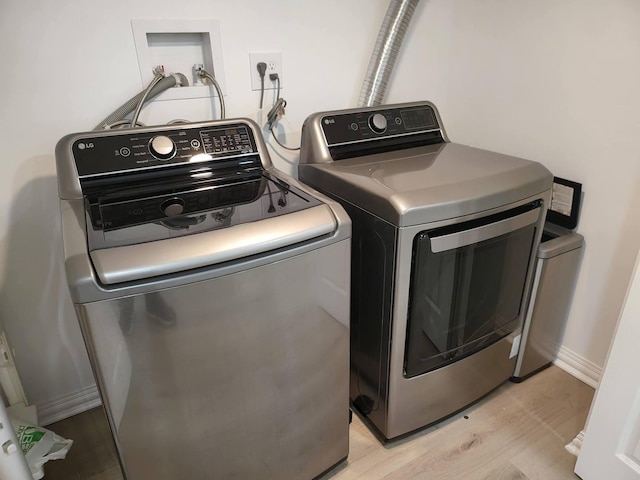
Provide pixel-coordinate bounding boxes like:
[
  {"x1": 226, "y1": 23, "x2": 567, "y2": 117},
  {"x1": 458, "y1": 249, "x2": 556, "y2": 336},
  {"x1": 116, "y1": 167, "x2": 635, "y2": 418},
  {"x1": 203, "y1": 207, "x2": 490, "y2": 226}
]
[{"x1": 131, "y1": 19, "x2": 227, "y2": 102}]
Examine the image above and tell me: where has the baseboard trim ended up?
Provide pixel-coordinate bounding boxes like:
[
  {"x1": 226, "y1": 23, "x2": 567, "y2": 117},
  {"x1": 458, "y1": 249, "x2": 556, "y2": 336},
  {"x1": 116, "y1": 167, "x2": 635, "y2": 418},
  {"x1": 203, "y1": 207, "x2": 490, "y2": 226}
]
[
  {"x1": 33, "y1": 347, "x2": 601, "y2": 425},
  {"x1": 554, "y1": 346, "x2": 602, "y2": 388},
  {"x1": 565, "y1": 430, "x2": 585, "y2": 457},
  {"x1": 38, "y1": 384, "x2": 102, "y2": 426}
]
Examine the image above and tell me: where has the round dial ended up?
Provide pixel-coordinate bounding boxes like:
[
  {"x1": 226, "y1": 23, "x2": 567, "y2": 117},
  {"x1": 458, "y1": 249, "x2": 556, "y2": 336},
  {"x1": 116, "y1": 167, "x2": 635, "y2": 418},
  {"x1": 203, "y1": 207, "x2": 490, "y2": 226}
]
[
  {"x1": 368, "y1": 113, "x2": 388, "y2": 134},
  {"x1": 160, "y1": 198, "x2": 185, "y2": 217},
  {"x1": 149, "y1": 135, "x2": 176, "y2": 160}
]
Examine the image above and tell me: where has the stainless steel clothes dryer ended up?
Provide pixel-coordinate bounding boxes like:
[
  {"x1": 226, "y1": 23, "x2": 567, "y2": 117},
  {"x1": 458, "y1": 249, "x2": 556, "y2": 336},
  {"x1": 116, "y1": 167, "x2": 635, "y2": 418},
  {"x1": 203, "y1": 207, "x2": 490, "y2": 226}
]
[
  {"x1": 56, "y1": 119, "x2": 351, "y2": 479},
  {"x1": 298, "y1": 101, "x2": 552, "y2": 440}
]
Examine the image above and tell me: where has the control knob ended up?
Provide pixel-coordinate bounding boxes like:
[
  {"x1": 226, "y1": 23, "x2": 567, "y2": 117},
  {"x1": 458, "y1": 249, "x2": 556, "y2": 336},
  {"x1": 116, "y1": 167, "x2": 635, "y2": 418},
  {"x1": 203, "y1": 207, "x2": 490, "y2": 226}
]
[
  {"x1": 149, "y1": 135, "x2": 176, "y2": 160},
  {"x1": 368, "y1": 113, "x2": 388, "y2": 134},
  {"x1": 160, "y1": 198, "x2": 185, "y2": 217}
]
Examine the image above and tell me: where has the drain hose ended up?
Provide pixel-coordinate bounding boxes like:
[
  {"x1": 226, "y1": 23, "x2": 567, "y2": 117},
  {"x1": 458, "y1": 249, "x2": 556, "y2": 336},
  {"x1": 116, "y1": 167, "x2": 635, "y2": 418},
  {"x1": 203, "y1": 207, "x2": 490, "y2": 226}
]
[
  {"x1": 358, "y1": 0, "x2": 420, "y2": 107},
  {"x1": 94, "y1": 73, "x2": 188, "y2": 130}
]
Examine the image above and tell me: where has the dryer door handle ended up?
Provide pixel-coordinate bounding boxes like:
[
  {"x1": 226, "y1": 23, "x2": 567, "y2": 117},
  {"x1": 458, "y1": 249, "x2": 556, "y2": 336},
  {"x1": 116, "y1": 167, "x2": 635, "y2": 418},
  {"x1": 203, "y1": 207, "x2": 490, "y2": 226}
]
[{"x1": 430, "y1": 208, "x2": 540, "y2": 253}]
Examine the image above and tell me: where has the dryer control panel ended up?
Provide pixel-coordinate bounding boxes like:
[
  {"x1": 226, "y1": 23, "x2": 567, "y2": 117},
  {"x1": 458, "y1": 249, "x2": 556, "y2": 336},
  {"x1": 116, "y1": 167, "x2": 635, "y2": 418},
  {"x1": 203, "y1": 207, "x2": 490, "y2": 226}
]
[
  {"x1": 320, "y1": 104, "x2": 442, "y2": 146},
  {"x1": 310, "y1": 103, "x2": 446, "y2": 161}
]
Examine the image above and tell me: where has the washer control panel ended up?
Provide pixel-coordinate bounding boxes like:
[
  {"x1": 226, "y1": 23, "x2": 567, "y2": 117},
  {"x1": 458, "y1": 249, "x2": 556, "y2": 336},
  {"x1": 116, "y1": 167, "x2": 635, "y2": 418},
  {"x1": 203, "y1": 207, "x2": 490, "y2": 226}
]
[
  {"x1": 72, "y1": 123, "x2": 257, "y2": 178},
  {"x1": 320, "y1": 105, "x2": 441, "y2": 146}
]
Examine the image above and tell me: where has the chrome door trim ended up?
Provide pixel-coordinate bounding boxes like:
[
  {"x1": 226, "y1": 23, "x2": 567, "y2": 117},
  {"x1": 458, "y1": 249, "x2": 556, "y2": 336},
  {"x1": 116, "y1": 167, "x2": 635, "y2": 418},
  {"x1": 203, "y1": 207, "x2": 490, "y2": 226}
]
[{"x1": 430, "y1": 208, "x2": 540, "y2": 253}]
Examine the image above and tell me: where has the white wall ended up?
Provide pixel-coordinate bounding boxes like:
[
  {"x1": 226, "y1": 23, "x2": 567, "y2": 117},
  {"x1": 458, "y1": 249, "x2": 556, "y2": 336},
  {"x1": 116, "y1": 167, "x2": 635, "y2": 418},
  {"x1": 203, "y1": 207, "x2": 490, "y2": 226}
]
[{"x1": 0, "y1": 0, "x2": 638, "y2": 414}]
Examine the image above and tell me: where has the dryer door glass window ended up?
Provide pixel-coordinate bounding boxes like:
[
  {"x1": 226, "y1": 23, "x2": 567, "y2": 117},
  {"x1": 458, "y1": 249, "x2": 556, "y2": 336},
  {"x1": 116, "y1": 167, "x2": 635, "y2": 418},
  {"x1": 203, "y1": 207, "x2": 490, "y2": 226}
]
[{"x1": 404, "y1": 204, "x2": 539, "y2": 378}]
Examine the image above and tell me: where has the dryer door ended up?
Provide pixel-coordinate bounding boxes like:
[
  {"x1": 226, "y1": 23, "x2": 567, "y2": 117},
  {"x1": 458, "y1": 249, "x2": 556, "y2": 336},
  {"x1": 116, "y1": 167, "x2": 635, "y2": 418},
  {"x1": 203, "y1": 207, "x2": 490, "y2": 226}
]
[{"x1": 404, "y1": 203, "x2": 540, "y2": 377}]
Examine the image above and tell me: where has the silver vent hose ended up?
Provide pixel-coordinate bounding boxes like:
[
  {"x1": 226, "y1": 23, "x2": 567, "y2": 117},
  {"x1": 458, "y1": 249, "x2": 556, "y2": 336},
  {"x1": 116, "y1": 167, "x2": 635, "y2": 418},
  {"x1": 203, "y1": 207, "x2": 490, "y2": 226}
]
[{"x1": 358, "y1": 0, "x2": 420, "y2": 107}]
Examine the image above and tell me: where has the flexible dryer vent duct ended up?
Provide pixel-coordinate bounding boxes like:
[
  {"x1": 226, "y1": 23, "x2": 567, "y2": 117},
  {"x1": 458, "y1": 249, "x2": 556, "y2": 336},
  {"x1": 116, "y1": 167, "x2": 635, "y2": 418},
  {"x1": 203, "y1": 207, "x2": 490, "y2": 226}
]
[{"x1": 358, "y1": 0, "x2": 420, "y2": 107}]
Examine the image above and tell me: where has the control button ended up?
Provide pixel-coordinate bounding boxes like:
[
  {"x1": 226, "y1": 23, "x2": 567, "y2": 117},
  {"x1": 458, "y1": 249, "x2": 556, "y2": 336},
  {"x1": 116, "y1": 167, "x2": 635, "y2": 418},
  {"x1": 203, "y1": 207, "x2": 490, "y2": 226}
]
[
  {"x1": 350, "y1": 122, "x2": 359, "y2": 131},
  {"x1": 190, "y1": 139, "x2": 201, "y2": 149},
  {"x1": 149, "y1": 135, "x2": 176, "y2": 160},
  {"x1": 160, "y1": 198, "x2": 185, "y2": 217},
  {"x1": 369, "y1": 113, "x2": 387, "y2": 134},
  {"x1": 120, "y1": 147, "x2": 131, "y2": 157},
  {"x1": 395, "y1": 117, "x2": 402, "y2": 125}
]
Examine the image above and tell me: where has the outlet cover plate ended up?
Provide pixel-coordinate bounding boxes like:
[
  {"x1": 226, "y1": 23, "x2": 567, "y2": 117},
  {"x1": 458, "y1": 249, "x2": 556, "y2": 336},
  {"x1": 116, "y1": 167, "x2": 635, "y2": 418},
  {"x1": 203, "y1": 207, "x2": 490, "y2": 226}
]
[{"x1": 249, "y1": 52, "x2": 282, "y2": 91}]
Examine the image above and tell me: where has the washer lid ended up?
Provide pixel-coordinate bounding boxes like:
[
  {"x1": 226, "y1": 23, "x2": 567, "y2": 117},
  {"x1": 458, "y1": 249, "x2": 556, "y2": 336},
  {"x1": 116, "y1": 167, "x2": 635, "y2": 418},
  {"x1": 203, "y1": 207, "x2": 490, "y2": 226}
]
[
  {"x1": 299, "y1": 142, "x2": 553, "y2": 227},
  {"x1": 90, "y1": 204, "x2": 337, "y2": 285},
  {"x1": 84, "y1": 175, "x2": 337, "y2": 284}
]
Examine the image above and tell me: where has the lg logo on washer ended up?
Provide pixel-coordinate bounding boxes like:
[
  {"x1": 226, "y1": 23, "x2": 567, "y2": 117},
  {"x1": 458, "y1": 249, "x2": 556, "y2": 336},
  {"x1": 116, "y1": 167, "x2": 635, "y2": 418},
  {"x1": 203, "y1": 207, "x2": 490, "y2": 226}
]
[
  {"x1": 77, "y1": 142, "x2": 95, "y2": 150},
  {"x1": 324, "y1": 118, "x2": 335, "y2": 125}
]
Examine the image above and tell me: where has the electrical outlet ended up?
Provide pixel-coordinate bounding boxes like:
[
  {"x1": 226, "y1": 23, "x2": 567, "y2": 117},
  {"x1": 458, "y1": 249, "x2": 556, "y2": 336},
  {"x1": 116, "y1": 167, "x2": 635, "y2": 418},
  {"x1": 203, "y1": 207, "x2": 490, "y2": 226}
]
[{"x1": 249, "y1": 52, "x2": 282, "y2": 91}]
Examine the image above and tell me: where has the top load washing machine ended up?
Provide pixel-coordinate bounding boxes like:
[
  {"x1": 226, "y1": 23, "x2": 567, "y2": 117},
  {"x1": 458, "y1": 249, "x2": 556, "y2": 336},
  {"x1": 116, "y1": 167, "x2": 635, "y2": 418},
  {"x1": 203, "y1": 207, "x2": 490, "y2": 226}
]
[
  {"x1": 299, "y1": 101, "x2": 553, "y2": 440},
  {"x1": 55, "y1": 118, "x2": 351, "y2": 479}
]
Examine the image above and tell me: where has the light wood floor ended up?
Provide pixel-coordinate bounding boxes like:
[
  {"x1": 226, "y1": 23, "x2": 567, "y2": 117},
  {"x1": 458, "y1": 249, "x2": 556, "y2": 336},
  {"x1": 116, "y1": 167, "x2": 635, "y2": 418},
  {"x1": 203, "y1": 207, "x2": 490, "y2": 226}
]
[{"x1": 43, "y1": 366, "x2": 593, "y2": 480}]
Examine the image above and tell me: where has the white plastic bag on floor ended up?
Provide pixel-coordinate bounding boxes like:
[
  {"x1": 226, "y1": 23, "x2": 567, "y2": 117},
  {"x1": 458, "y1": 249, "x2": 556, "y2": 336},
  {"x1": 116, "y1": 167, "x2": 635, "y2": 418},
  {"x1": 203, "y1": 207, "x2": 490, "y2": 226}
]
[{"x1": 11, "y1": 419, "x2": 73, "y2": 480}]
